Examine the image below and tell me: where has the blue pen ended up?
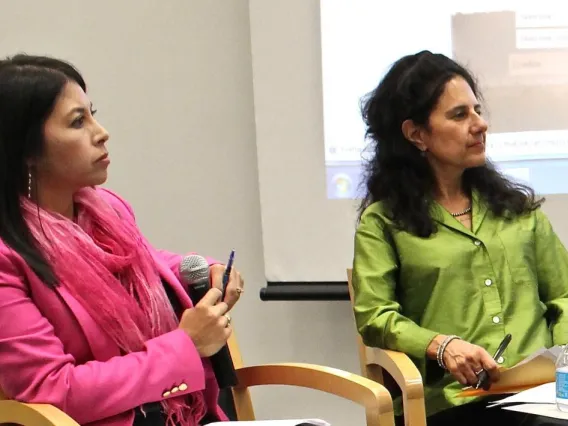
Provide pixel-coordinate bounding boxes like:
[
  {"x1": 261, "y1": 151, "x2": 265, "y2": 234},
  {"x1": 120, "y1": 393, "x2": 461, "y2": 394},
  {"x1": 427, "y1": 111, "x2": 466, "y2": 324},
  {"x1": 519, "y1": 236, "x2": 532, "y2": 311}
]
[{"x1": 221, "y1": 250, "x2": 235, "y2": 298}]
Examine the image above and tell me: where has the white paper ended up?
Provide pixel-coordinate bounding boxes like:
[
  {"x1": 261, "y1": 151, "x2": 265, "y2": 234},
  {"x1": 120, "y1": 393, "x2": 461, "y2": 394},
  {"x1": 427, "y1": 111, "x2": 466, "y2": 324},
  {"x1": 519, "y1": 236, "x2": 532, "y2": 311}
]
[
  {"x1": 503, "y1": 403, "x2": 568, "y2": 420},
  {"x1": 487, "y1": 382, "x2": 556, "y2": 407},
  {"x1": 206, "y1": 420, "x2": 330, "y2": 426}
]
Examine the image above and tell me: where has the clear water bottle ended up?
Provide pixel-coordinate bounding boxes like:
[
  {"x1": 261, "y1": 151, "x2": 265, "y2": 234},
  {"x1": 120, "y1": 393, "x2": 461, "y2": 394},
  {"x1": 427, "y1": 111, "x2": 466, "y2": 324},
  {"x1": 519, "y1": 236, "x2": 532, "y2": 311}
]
[{"x1": 556, "y1": 344, "x2": 568, "y2": 412}]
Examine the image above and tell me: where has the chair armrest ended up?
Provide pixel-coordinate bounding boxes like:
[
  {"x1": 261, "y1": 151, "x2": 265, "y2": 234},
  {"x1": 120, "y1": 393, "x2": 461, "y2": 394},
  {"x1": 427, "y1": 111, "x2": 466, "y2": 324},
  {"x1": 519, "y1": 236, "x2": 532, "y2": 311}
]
[
  {"x1": 235, "y1": 363, "x2": 394, "y2": 426},
  {"x1": 365, "y1": 347, "x2": 423, "y2": 400},
  {"x1": 365, "y1": 348, "x2": 426, "y2": 426},
  {"x1": 0, "y1": 401, "x2": 79, "y2": 426}
]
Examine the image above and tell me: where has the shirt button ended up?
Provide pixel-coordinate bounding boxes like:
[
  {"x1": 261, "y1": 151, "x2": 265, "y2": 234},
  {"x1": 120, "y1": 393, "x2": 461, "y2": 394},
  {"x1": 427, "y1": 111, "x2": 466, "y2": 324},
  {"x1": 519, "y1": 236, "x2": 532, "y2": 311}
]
[
  {"x1": 474, "y1": 240, "x2": 482, "y2": 246},
  {"x1": 497, "y1": 356, "x2": 505, "y2": 364},
  {"x1": 485, "y1": 279, "x2": 492, "y2": 286},
  {"x1": 493, "y1": 316, "x2": 500, "y2": 324},
  {"x1": 179, "y1": 383, "x2": 188, "y2": 391}
]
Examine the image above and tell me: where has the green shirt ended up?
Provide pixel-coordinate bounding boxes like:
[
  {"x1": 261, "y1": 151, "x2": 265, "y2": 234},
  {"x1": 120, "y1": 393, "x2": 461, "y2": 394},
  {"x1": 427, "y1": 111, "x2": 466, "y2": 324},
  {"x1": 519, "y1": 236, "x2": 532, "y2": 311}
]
[{"x1": 352, "y1": 194, "x2": 568, "y2": 417}]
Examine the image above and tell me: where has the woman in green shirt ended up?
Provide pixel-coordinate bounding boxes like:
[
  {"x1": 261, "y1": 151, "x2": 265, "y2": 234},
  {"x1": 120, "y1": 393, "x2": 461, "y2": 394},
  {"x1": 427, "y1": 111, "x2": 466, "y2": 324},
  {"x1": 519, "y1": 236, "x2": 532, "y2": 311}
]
[{"x1": 352, "y1": 50, "x2": 568, "y2": 426}]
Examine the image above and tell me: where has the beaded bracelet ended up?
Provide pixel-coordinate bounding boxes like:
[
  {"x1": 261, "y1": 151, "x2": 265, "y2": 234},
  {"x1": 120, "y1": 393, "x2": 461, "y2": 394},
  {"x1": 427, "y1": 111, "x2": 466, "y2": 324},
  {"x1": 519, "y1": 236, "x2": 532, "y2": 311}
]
[{"x1": 437, "y1": 335, "x2": 461, "y2": 370}]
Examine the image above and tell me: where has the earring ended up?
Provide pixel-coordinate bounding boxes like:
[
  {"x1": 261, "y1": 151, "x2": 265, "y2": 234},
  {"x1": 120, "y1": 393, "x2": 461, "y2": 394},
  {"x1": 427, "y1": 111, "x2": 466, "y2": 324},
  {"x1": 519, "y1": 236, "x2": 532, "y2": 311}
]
[{"x1": 27, "y1": 171, "x2": 32, "y2": 199}]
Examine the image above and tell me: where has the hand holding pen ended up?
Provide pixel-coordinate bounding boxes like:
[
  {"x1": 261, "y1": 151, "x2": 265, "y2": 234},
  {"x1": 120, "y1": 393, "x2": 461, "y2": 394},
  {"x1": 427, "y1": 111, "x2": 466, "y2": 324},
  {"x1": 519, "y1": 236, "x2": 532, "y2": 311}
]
[
  {"x1": 434, "y1": 336, "x2": 500, "y2": 387},
  {"x1": 475, "y1": 334, "x2": 512, "y2": 390},
  {"x1": 209, "y1": 249, "x2": 244, "y2": 310}
]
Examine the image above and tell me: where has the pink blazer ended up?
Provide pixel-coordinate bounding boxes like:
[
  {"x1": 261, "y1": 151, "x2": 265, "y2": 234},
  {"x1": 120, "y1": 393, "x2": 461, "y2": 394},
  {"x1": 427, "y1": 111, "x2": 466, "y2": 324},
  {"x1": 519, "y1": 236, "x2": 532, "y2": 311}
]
[{"x1": 0, "y1": 188, "x2": 228, "y2": 426}]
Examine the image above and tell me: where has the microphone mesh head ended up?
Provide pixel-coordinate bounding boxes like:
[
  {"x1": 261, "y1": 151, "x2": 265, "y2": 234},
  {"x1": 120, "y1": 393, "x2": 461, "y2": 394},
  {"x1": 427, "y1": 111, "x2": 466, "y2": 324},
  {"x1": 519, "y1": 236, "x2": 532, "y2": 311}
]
[{"x1": 179, "y1": 255, "x2": 210, "y2": 284}]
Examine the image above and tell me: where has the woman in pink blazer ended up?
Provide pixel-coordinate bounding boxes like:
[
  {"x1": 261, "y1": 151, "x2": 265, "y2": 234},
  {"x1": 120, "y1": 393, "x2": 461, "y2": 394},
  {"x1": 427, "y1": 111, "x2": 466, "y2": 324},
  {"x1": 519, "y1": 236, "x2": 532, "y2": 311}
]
[{"x1": 0, "y1": 54, "x2": 244, "y2": 426}]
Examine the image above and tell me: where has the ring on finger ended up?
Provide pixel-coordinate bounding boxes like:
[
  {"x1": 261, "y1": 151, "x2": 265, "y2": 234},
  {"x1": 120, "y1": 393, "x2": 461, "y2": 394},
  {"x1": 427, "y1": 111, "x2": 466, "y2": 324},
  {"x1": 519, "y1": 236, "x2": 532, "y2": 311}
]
[
  {"x1": 236, "y1": 288, "x2": 244, "y2": 295},
  {"x1": 224, "y1": 314, "x2": 231, "y2": 327}
]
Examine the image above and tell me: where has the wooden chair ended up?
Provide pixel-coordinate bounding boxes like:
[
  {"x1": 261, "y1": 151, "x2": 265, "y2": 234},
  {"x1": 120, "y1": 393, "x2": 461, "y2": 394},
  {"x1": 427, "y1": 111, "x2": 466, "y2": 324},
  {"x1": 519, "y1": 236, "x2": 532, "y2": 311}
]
[
  {"x1": 0, "y1": 329, "x2": 395, "y2": 426},
  {"x1": 347, "y1": 269, "x2": 427, "y2": 426}
]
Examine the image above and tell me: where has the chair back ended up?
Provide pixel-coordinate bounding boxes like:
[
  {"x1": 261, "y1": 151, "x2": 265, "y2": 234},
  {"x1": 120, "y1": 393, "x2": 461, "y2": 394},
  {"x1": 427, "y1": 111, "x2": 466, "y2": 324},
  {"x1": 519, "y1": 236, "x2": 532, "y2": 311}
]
[
  {"x1": 347, "y1": 269, "x2": 401, "y2": 397},
  {"x1": 347, "y1": 268, "x2": 427, "y2": 426},
  {"x1": 227, "y1": 330, "x2": 256, "y2": 421}
]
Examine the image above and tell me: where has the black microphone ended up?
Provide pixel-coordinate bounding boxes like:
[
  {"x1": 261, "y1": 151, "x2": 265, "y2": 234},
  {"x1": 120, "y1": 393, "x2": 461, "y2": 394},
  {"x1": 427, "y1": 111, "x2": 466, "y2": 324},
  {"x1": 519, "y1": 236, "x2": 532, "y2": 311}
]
[{"x1": 179, "y1": 255, "x2": 238, "y2": 389}]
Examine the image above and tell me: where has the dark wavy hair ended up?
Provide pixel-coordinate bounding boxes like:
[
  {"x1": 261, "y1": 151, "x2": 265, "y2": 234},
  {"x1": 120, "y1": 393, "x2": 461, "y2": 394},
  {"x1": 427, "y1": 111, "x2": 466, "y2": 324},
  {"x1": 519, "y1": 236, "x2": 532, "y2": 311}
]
[
  {"x1": 0, "y1": 54, "x2": 87, "y2": 286},
  {"x1": 358, "y1": 50, "x2": 542, "y2": 237}
]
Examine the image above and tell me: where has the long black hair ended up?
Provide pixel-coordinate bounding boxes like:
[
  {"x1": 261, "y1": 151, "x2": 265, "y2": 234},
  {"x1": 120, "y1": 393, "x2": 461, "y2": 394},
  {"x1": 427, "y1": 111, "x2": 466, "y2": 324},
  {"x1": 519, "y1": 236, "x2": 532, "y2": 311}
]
[
  {"x1": 359, "y1": 50, "x2": 542, "y2": 237},
  {"x1": 0, "y1": 54, "x2": 87, "y2": 286}
]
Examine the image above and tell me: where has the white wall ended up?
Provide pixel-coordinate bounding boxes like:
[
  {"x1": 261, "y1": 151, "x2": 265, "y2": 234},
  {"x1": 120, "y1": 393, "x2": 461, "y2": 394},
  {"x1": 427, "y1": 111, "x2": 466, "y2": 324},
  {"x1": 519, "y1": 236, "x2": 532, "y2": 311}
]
[{"x1": 0, "y1": 0, "x2": 363, "y2": 424}]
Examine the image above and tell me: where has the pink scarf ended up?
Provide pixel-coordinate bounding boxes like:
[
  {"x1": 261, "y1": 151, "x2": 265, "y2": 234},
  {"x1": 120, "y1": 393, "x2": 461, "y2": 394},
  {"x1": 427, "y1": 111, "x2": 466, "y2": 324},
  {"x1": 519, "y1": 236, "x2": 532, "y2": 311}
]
[{"x1": 21, "y1": 187, "x2": 206, "y2": 426}]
